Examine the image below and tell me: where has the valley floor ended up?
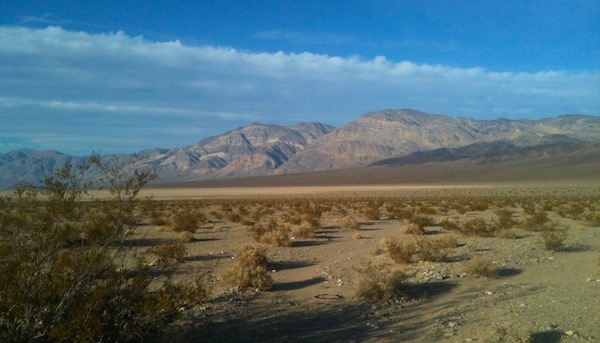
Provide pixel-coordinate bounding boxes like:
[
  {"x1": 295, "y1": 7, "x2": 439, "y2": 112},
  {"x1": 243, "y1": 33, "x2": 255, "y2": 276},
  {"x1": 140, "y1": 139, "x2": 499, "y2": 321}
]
[{"x1": 137, "y1": 185, "x2": 599, "y2": 342}]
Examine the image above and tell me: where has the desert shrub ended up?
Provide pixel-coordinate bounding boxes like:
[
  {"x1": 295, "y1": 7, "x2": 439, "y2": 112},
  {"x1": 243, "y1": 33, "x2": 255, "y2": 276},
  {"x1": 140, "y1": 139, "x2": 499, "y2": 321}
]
[
  {"x1": 494, "y1": 209, "x2": 516, "y2": 229},
  {"x1": 241, "y1": 218, "x2": 256, "y2": 226},
  {"x1": 497, "y1": 229, "x2": 517, "y2": 239},
  {"x1": 224, "y1": 245, "x2": 272, "y2": 290},
  {"x1": 524, "y1": 210, "x2": 549, "y2": 231},
  {"x1": 251, "y1": 223, "x2": 290, "y2": 247},
  {"x1": 302, "y1": 213, "x2": 321, "y2": 229},
  {"x1": 383, "y1": 237, "x2": 419, "y2": 264},
  {"x1": 150, "y1": 209, "x2": 169, "y2": 226},
  {"x1": 150, "y1": 243, "x2": 188, "y2": 268},
  {"x1": 260, "y1": 228, "x2": 291, "y2": 247},
  {"x1": 360, "y1": 200, "x2": 383, "y2": 220},
  {"x1": 172, "y1": 210, "x2": 203, "y2": 232},
  {"x1": 482, "y1": 324, "x2": 531, "y2": 343},
  {"x1": 410, "y1": 215, "x2": 434, "y2": 229},
  {"x1": 226, "y1": 212, "x2": 242, "y2": 223},
  {"x1": 520, "y1": 201, "x2": 537, "y2": 215},
  {"x1": 434, "y1": 235, "x2": 459, "y2": 249},
  {"x1": 354, "y1": 262, "x2": 410, "y2": 301},
  {"x1": 582, "y1": 212, "x2": 600, "y2": 227},
  {"x1": 291, "y1": 223, "x2": 316, "y2": 239},
  {"x1": 461, "y1": 218, "x2": 497, "y2": 237},
  {"x1": 250, "y1": 223, "x2": 268, "y2": 240},
  {"x1": 0, "y1": 155, "x2": 206, "y2": 342},
  {"x1": 541, "y1": 227, "x2": 567, "y2": 251},
  {"x1": 340, "y1": 215, "x2": 361, "y2": 230},
  {"x1": 464, "y1": 256, "x2": 498, "y2": 278},
  {"x1": 179, "y1": 231, "x2": 194, "y2": 243},
  {"x1": 415, "y1": 236, "x2": 456, "y2": 262},
  {"x1": 439, "y1": 218, "x2": 460, "y2": 232},
  {"x1": 405, "y1": 223, "x2": 424, "y2": 235},
  {"x1": 469, "y1": 201, "x2": 489, "y2": 211}
]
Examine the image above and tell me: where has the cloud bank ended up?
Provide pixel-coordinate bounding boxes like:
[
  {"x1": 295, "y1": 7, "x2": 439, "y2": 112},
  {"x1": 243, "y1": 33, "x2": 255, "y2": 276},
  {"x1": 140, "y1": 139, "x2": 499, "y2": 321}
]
[{"x1": 1, "y1": 26, "x2": 598, "y2": 155}]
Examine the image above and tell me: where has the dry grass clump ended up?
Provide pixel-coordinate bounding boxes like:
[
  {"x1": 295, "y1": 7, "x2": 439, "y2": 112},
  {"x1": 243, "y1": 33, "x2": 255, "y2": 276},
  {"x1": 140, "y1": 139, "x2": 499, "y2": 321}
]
[
  {"x1": 497, "y1": 229, "x2": 517, "y2": 239},
  {"x1": 150, "y1": 210, "x2": 169, "y2": 226},
  {"x1": 439, "y1": 218, "x2": 460, "y2": 231},
  {"x1": 461, "y1": 218, "x2": 497, "y2": 237},
  {"x1": 172, "y1": 210, "x2": 204, "y2": 233},
  {"x1": 354, "y1": 262, "x2": 410, "y2": 301},
  {"x1": 251, "y1": 224, "x2": 291, "y2": 247},
  {"x1": 383, "y1": 237, "x2": 419, "y2": 263},
  {"x1": 410, "y1": 215, "x2": 434, "y2": 229},
  {"x1": 405, "y1": 223, "x2": 425, "y2": 235},
  {"x1": 339, "y1": 215, "x2": 361, "y2": 230},
  {"x1": 464, "y1": 256, "x2": 498, "y2": 278},
  {"x1": 383, "y1": 236, "x2": 456, "y2": 263},
  {"x1": 415, "y1": 236, "x2": 452, "y2": 262},
  {"x1": 291, "y1": 223, "x2": 317, "y2": 239},
  {"x1": 149, "y1": 243, "x2": 188, "y2": 268},
  {"x1": 482, "y1": 324, "x2": 531, "y2": 343},
  {"x1": 353, "y1": 233, "x2": 362, "y2": 240},
  {"x1": 540, "y1": 226, "x2": 567, "y2": 251},
  {"x1": 226, "y1": 212, "x2": 242, "y2": 223},
  {"x1": 524, "y1": 210, "x2": 549, "y2": 231},
  {"x1": 179, "y1": 231, "x2": 194, "y2": 243},
  {"x1": 494, "y1": 209, "x2": 516, "y2": 229},
  {"x1": 224, "y1": 244, "x2": 272, "y2": 291}
]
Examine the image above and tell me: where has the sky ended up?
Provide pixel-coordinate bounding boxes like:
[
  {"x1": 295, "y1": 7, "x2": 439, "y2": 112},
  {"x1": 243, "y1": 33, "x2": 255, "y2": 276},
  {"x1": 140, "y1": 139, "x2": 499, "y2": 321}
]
[{"x1": 1, "y1": 1, "x2": 599, "y2": 156}]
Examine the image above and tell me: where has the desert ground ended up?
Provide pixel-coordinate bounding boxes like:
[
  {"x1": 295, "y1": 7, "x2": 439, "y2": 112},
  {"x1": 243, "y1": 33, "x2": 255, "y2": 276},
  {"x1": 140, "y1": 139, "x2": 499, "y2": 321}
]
[{"x1": 127, "y1": 182, "x2": 600, "y2": 342}]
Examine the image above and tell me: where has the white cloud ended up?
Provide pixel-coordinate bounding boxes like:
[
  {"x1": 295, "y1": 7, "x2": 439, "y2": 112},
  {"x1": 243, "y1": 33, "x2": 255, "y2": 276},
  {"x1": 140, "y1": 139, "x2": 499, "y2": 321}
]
[{"x1": 0, "y1": 26, "x2": 598, "y2": 155}]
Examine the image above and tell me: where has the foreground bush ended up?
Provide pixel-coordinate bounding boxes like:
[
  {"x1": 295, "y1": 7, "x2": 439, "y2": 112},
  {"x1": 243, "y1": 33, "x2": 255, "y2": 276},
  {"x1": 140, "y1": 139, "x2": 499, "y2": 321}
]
[
  {"x1": 224, "y1": 244, "x2": 272, "y2": 290},
  {"x1": 354, "y1": 262, "x2": 410, "y2": 301},
  {"x1": 464, "y1": 256, "x2": 498, "y2": 278},
  {"x1": 541, "y1": 226, "x2": 567, "y2": 251},
  {"x1": 0, "y1": 155, "x2": 206, "y2": 342}
]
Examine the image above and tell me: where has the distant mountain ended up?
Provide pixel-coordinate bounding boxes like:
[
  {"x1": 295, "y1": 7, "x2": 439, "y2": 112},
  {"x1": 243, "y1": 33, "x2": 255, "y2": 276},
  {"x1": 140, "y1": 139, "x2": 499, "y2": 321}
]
[
  {"x1": 1, "y1": 109, "x2": 599, "y2": 189},
  {"x1": 135, "y1": 122, "x2": 334, "y2": 181},
  {"x1": 279, "y1": 109, "x2": 600, "y2": 173},
  {"x1": 0, "y1": 150, "x2": 131, "y2": 189}
]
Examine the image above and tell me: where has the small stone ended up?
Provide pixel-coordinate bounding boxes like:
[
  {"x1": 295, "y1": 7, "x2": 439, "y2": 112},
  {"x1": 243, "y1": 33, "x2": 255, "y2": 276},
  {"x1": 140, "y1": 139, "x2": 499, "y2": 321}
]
[
  {"x1": 586, "y1": 278, "x2": 593, "y2": 283},
  {"x1": 565, "y1": 330, "x2": 574, "y2": 336},
  {"x1": 366, "y1": 322, "x2": 380, "y2": 329}
]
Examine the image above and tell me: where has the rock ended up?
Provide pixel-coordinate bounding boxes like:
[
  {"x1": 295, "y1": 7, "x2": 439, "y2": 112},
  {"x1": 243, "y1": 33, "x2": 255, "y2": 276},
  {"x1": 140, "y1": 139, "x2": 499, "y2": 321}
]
[{"x1": 565, "y1": 330, "x2": 574, "y2": 336}]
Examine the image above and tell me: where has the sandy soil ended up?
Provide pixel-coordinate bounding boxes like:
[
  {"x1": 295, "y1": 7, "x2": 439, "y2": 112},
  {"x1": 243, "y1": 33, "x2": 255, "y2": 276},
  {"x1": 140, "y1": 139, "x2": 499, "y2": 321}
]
[{"x1": 134, "y1": 185, "x2": 599, "y2": 343}]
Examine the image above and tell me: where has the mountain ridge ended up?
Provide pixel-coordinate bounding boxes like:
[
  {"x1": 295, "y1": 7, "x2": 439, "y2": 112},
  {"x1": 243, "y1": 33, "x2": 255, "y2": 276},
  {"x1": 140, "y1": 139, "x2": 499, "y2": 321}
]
[{"x1": 1, "y1": 109, "x2": 598, "y2": 189}]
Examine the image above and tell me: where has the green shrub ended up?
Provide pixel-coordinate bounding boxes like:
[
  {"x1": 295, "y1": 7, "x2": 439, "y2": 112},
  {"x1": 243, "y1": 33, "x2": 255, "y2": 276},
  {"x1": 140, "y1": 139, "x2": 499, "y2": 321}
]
[{"x1": 0, "y1": 155, "x2": 206, "y2": 342}]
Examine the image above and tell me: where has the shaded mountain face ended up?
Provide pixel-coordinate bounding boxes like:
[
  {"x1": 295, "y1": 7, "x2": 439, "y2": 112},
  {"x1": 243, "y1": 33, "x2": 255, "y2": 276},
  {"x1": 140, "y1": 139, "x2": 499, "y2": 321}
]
[
  {"x1": 371, "y1": 141, "x2": 590, "y2": 166},
  {"x1": 280, "y1": 109, "x2": 600, "y2": 173},
  {"x1": 1, "y1": 109, "x2": 598, "y2": 189}
]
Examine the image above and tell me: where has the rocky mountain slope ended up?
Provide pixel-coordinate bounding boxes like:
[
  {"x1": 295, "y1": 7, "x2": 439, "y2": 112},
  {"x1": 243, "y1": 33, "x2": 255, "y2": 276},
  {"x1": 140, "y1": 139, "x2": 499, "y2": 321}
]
[
  {"x1": 0, "y1": 122, "x2": 334, "y2": 189},
  {"x1": 1, "y1": 109, "x2": 598, "y2": 189},
  {"x1": 279, "y1": 109, "x2": 600, "y2": 173}
]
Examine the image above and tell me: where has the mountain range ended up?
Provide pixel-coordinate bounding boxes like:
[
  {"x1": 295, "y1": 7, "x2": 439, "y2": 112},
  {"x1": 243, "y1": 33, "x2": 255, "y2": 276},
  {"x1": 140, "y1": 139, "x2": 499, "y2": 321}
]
[{"x1": 1, "y1": 109, "x2": 599, "y2": 189}]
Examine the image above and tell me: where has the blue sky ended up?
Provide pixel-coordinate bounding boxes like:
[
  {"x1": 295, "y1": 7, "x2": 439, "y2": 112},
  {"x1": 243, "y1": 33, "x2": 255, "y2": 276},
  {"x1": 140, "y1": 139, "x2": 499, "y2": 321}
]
[{"x1": 1, "y1": 1, "x2": 598, "y2": 155}]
